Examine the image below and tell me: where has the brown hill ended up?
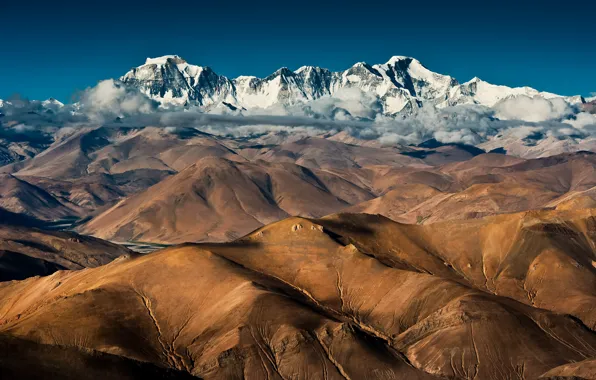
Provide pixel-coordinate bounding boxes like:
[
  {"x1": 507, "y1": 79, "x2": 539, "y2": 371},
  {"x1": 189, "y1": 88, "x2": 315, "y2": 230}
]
[
  {"x1": 1, "y1": 210, "x2": 596, "y2": 379},
  {"x1": 0, "y1": 126, "x2": 251, "y2": 221},
  {"x1": 348, "y1": 152, "x2": 596, "y2": 224},
  {"x1": 2, "y1": 126, "x2": 116, "y2": 179},
  {"x1": 345, "y1": 184, "x2": 444, "y2": 220},
  {"x1": 86, "y1": 127, "x2": 244, "y2": 174},
  {"x1": 245, "y1": 136, "x2": 428, "y2": 170},
  {"x1": 79, "y1": 157, "x2": 374, "y2": 243},
  {"x1": 77, "y1": 151, "x2": 596, "y2": 244},
  {"x1": 314, "y1": 210, "x2": 596, "y2": 329},
  {"x1": 2, "y1": 126, "x2": 242, "y2": 180},
  {"x1": 20, "y1": 170, "x2": 172, "y2": 213},
  {"x1": 541, "y1": 358, "x2": 596, "y2": 379},
  {"x1": 0, "y1": 223, "x2": 134, "y2": 273},
  {"x1": 3, "y1": 125, "x2": 596, "y2": 246},
  {"x1": 0, "y1": 174, "x2": 81, "y2": 221},
  {"x1": 552, "y1": 187, "x2": 596, "y2": 210}
]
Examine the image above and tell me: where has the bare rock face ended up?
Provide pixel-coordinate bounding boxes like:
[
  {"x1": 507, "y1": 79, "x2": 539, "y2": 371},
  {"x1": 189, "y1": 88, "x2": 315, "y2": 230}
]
[{"x1": 1, "y1": 209, "x2": 596, "y2": 379}]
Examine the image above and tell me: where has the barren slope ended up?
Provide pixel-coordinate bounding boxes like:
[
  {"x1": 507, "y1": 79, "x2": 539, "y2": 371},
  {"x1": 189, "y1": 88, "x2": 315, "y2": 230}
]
[
  {"x1": 0, "y1": 174, "x2": 81, "y2": 221},
  {"x1": 79, "y1": 157, "x2": 373, "y2": 243},
  {"x1": 1, "y1": 210, "x2": 596, "y2": 379},
  {"x1": 0, "y1": 223, "x2": 134, "y2": 273},
  {"x1": 348, "y1": 152, "x2": 596, "y2": 224}
]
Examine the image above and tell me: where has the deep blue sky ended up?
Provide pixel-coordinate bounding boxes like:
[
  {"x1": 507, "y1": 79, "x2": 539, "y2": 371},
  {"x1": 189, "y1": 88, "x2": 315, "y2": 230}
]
[{"x1": 2, "y1": 0, "x2": 594, "y2": 102}]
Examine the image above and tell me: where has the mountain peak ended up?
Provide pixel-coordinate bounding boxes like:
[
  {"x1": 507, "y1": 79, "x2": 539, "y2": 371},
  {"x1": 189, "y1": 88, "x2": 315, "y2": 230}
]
[
  {"x1": 144, "y1": 55, "x2": 187, "y2": 65},
  {"x1": 385, "y1": 55, "x2": 416, "y2": 65},
  {"x1": 295, "y1": 65, "x2": 316, "y2": 74},
  {"x1": 272, "y1": 67, "x2": 293, "y2": 76},
  {"x1": 42, "y1": 98, "x2": 64, "y2": 108}
]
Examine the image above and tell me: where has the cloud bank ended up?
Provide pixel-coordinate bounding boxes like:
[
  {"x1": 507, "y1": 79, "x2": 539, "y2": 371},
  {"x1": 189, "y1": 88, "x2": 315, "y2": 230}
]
[
  {"x1": 493, "y1": 96, "x2": 573, "y2": 122},
  {"x1": 79, "y1": 79, "x2": 159, "y2": 117},
  {"x1": 2, "y1": 80, "x2": 596, "y2": 150}
]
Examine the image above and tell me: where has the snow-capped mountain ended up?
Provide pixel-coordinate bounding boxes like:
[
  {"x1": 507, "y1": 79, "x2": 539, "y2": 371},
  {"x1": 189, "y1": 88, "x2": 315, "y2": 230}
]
[
  {"x1": 41, "y1": 98, "x2": 64, "y2": 110},
  {"x1": 121, "y1": 55, "x2": 585, "y2": 115},
  {"x1": 445, "y1": 77, "x2": 584, "y2": 107},
  {"x1": 121, "y1": 55, "x2": 237, "y2": 108},
  {"x1": 0, "y1": 98, "x2": 64, "y2": 112}
]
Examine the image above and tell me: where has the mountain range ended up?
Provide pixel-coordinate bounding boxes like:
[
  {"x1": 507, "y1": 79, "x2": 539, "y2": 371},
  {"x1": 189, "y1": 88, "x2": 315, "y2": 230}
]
[
  {"x1": 1, "y1": 54, "x2": 596, "y2": 379},
  {"x1": 0, "y1": 119, "x2": 594, "y2": 244},
  {"x1": 120, "y1": 55, "x2": 586, "y2": 114},
  {"x1": 0, "y1": 53, "x2": 595, "y2": 246}
]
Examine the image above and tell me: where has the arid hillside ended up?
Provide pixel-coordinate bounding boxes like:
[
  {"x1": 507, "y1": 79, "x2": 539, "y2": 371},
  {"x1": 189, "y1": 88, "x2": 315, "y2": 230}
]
[
  {"x1": 79, "y1": 150, "x2": 596, "y2": 244},
  {"x1": 1, "y1": 210, "x2": 595, "y2": 379},
  {"x1": 2, "y1": 122, "x2": 596, "y2": 244},
  {"x1": 0, "y1": 218, "x2": 134, "y2": 281}
]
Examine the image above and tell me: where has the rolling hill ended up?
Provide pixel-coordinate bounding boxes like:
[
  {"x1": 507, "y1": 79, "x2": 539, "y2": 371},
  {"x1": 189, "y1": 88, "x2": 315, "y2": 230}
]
[{"x1": 1, "y1": 210, "x2": 595, "y2": 379}]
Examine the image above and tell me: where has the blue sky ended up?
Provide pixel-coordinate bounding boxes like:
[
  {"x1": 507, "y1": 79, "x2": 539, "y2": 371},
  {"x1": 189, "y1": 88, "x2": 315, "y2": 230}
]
[{"x1": 1, "y1": 0, "x2": 594, "y2": 102}]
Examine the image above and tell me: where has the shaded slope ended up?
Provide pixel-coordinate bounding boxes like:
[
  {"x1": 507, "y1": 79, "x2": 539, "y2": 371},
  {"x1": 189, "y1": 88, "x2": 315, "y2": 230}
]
[
  {"x1": 21, "y1": 170, "x2": 173, "y2": 213},
  {"x1": 0, "y1": 208, "x2": 45, "y2": 227},
  {"x1": 0, "y1": 224, "x2": 134, "y2": 271},
  {"x1": 0, "y1": 250, "x2": 65, "y2": 281},
  {"x1": 0, "y1": 334, "x2": 197, "y2": 380},
  {"x1": 0, "y1": 174, "x2": 80, "y2": 221}
]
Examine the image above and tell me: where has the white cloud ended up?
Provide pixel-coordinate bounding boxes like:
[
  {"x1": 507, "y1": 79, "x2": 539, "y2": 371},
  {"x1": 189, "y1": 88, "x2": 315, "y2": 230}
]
[
  {"x1": 493, "y1": 95, "x2": 572, "y2": 122},
  {"x1": 4, "y1": 82, "x2": 596, "y2": 152},
  {"x1": 507, "y1": 125, "x2": 543, "y2": 139},
  {"x1": 303, "y1": 87, "x2": 382, "y2": 120},
  {"x1": 79, "y1": 79, "x2": 157, "y2": 118},
  {"x1": 11, "y1": 123, "x2": 34, "y2": 133},
  {"x1": 567, "y1": 112, "x2": 596, "y2": 130}
]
